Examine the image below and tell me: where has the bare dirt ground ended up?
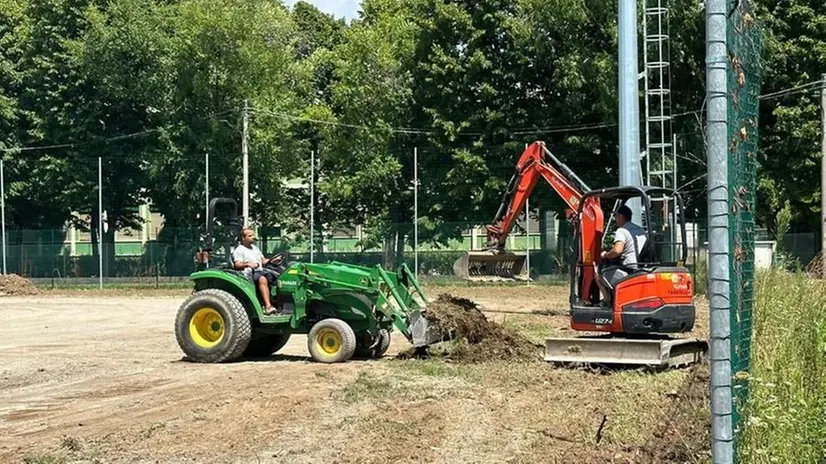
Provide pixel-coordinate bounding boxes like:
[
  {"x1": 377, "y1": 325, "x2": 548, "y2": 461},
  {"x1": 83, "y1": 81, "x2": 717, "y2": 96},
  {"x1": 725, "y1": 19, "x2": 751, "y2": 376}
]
[{"x1": 2, "y1": 285, "x2": 710, "y2": 464}]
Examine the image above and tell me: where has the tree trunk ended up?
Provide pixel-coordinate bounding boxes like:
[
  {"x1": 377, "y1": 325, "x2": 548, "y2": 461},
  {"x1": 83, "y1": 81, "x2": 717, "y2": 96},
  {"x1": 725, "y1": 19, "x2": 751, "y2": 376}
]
[
  {"x1": 394, "y1": 230, "x2": 406, "y2": 270},
  {"x1": 383, "y1": 230, "x2": 397, "y2": 269},
  {"x1": 557, "y1": 218, "x2": 572, "y2": 273},
  {"x1": 104, "y1": 226, "x2": 116, "y2": 278},
  {"x1": 90, "y1": 211, "x2": 100, "y2": 278}
]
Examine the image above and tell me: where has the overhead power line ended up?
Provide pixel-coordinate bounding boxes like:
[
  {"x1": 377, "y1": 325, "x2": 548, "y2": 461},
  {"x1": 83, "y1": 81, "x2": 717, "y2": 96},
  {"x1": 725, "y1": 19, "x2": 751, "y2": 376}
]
[
  {"x1": 759, "y1": 80, "x2": 825, "y2": 100},
  {"x1": 0, "y1": 107, "x2": 240, "y2": 154},
  {"x1": 3, "y1": 79, "x2": 825, "y2": 154}
]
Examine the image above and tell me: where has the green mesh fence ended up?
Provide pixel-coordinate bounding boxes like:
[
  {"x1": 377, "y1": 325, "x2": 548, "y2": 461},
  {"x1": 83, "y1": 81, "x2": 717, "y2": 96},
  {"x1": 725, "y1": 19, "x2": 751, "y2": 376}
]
[{"x1": 726, "y1": 0, "x2": 762, "y2": 450}]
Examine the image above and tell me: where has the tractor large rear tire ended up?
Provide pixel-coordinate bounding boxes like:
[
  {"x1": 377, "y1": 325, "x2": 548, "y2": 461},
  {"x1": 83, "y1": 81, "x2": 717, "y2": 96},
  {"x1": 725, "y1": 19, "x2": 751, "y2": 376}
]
[
  {"x1": 243, "y1": 333, "x2": 291, "y2": 358},
  {"x1": 307, "y1": 318, "x2": 356, "y2": 363},
  {"x1": 175, "y1": 289, "x2": 251, "y2": 363}
]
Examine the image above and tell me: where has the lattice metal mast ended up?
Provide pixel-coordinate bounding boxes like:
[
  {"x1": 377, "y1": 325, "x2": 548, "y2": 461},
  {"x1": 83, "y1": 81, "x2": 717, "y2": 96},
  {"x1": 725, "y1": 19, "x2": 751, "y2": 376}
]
[{"x1": 642, "y1": 0, "x2": 676, "y2": 191}]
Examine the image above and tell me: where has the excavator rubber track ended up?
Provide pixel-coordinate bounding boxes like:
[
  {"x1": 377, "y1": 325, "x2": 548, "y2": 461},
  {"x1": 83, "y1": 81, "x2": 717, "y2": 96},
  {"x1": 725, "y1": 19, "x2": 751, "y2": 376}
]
[{"x1": 452, "y1": 251, "x2": 529, "y2": 281}]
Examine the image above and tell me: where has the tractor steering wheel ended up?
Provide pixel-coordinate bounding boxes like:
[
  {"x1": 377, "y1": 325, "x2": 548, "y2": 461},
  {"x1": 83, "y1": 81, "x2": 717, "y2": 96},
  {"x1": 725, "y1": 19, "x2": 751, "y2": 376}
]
[{"x1": 264, "y1": 253, "x2": 285, "y2": 269}]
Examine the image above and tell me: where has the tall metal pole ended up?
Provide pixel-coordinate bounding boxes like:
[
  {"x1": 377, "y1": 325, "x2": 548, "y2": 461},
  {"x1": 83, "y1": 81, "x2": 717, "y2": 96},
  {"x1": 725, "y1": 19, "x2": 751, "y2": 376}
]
[
  {"x1": 414, "y1": 147, "x2": 418, "y2": 276},
  {"x1": 205, "y1": 153, "x2": 209, "y2": 231},
  {"x1": 242, "y1": 100, "x2": 249, "y2": 227},
  {"x1": 524, "y1": 143, "x2": 530, "y2": 281},
  {"x1": 821, "y1": 74, "x2": 826, "y2": 277},
  {"x1": 310, "y1": 150, "x2": 315, "y2": 263},
  {"x1": 525, "y1": 197, "x2": 530, "y2": 281},
  {"x1": 98, "y1": 156, "x2": 103, "y2": 290},
  {"x1": 0, "y1": 157, "x2": 6, "y2": 275},
  {"x1": 707, "y1": 0, "x2": 733, "y2": 461},
  {"x1": 619, "y1": 0, "x2": 642, "y2": 217}
]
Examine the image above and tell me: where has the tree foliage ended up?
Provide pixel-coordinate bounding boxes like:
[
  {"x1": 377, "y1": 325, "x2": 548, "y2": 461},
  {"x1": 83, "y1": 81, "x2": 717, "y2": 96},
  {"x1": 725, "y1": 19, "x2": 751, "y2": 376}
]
[{"x1": 0, "y1": 0, "x2": 820, "y2": 270}]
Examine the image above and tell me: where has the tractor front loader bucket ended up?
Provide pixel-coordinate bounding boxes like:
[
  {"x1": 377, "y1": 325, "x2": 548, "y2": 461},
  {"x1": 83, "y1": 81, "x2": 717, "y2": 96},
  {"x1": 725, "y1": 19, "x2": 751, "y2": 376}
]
[
  {"x1": 374, "y1": 264, "x2": 456, "y2": 347},
  {"x1": 408, "y1": 309, "x2": 450, "y2": 347},
  {"x1": 453, "y1": 250, "x2": 528, "y2": 281}
]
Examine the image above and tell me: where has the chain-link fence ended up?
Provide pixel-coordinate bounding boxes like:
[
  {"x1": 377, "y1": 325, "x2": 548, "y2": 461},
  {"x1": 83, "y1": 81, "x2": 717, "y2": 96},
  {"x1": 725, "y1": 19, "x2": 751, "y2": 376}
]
[
  {"x1": 727, "y1": 0, "x2": 762, "y2": 457},
  {"x1": 15, "y1": 216, "x2": 820, "y2": 289}
]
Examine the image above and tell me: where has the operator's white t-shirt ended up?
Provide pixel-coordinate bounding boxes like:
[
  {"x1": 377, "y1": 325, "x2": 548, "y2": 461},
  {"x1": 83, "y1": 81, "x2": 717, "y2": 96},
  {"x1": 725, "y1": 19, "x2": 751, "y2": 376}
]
[
  {"x1": 614, "y1": 222, "x2": 647, "y2": 265},
  {"x1": 231, "y1": 244, "x2": 264, "y2": 277}
]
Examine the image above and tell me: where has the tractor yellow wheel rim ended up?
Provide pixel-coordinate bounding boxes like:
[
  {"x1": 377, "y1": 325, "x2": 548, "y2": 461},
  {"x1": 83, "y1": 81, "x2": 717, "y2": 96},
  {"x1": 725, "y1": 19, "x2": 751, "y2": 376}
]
[
  {"x1": 316, "y1": 328, "x2": 342, "y2": 355},
  {"x1": 189, "y1": 308, "x2": 225, "y2": 348}
]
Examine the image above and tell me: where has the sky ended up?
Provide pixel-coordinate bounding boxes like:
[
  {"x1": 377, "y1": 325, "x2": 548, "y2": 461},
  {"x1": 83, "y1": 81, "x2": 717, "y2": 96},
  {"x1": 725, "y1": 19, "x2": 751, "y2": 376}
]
[{"x1": 283, "y1": 0, "x2": 361, "y2": 19}]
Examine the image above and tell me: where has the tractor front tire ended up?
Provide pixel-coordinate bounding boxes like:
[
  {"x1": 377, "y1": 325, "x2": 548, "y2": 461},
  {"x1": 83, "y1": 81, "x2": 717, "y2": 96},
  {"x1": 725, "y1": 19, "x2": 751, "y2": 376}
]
[
  {"x1": 175, "y1": 289, "x2": 251, "y2": 363},
  {"x1": 307, "y1": 318, "x2": 356, "y2": 363},
  {"x1": 354, "y1": 329, "x2": 391, "y2": 359},
  {"x1": 243, "y1": 333, "x2": 291, "y2": 358},
  {"x1": 374, "y1": 330, "x2": 391, "y2": 358}
]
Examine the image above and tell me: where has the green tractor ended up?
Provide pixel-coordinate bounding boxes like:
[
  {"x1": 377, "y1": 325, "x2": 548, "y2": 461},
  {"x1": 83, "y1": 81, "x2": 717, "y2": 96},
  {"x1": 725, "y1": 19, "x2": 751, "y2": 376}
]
[{"x1": 174, "y1": 198, "x2": 444, "y2": 363}]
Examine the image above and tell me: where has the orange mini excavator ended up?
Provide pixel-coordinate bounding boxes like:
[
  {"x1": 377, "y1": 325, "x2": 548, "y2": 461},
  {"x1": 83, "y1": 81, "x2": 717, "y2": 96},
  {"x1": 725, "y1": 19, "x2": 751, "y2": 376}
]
[{"x1": 453, "y1": 141, "x2": 707, "y2": 367}]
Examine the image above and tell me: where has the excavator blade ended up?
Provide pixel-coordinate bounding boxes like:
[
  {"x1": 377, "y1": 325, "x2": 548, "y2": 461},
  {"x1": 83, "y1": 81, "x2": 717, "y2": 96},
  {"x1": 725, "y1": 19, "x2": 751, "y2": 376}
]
[
  {"x1": 453, "y1": 251, "x2": 528, "y2": 281},
  {"x1": 544, "y1": 336, "x2": 708, "y2": 369}
]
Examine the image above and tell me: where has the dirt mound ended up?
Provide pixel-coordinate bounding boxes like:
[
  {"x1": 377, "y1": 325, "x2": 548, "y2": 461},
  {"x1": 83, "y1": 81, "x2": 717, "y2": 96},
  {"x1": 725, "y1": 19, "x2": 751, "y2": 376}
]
[
  {"x1": 0, "y1": 274, "x2": 39, "y2": 296},
  {"x1": 399, "y1": 294, "x2": 539, "y2": 363}
]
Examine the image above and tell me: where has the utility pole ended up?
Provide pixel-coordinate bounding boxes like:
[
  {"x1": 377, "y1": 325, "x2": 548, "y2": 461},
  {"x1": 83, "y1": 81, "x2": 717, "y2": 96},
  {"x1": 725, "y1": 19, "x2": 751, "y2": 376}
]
[
  {"x1": 242, "y1": 100, "x2": 249, "y2": 227},
  {"x1": 821, "y1": 74, "x2": 826, "y2": 276},
  {"x1": 98, "y1": 156, "x2": 103, "y2": 290},
  {"x1": 0, "y1": 157, "x2": 6, "y2": 275},
  {"x1": 310, "y1": 150, "x2": 315, "y2": 263},
  {"x1": 619, "y1": 0, "x2": 642, "y2": 218},
  {"x1": 414, "y1": 147, "x2": 418, "y2": 276},
  {"x1": 525, "y1": 143, "x2": 530, "y2": 282},
  {"x1": 526, "y1": 197, "x2": 530, "y2": 282},
  {"x1": 205, "y1": 153, "x2": 209, "y2": 231}
]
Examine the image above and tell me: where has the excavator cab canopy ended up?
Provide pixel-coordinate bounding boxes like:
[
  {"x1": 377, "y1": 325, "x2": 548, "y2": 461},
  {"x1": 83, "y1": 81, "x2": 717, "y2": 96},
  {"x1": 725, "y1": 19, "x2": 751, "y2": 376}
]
[
  {"x1": 579, "y1": 186, "x2": 688, "y2": 267},
  {"x1": 570, "y1": 186, "x2": 689, "y2": 305}
]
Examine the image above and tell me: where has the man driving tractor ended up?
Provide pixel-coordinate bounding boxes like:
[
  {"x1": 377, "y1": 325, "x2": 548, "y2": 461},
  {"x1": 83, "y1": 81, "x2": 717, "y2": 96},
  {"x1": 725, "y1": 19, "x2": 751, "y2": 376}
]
[
  {"x1": 232, "y1": 227, "x2": 283, "y2": 315},
  {"x1": 598, "y1": 205, "x2": 648, "y2": 302}
]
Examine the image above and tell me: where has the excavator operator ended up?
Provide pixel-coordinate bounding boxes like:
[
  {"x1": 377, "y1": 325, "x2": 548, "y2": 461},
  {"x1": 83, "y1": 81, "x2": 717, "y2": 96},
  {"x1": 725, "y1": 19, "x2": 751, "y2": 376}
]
[{"x1": 598, "y1": 205, "x2": 647, "y2": 303}]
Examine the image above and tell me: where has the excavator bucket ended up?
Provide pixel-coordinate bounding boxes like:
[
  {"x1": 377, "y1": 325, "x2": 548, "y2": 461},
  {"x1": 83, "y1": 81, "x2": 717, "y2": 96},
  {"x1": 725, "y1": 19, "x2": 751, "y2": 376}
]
[{"x1": 453, "y1": 251, "x2": 528, "y2": 281}]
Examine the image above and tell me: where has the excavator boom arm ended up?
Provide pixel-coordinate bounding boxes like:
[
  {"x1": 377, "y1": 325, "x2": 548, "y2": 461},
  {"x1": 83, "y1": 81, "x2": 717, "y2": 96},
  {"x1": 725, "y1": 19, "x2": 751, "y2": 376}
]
[
  {"x1": 486, "y1": 142, "x2": 592, "y2": 248},
  {"x1": 456, "y1": 141, "x2": 604, "y2": 302}
]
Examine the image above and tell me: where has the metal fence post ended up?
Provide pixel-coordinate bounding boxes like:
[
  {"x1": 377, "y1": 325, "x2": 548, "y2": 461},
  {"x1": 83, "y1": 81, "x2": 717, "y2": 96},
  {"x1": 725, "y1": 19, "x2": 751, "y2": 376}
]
[
  {"x1": 821, "y1": 75, "x2": 826, "y2": 277},
  {"x1": 706, "y1": 0, "x2": 733, "y2": 461}
]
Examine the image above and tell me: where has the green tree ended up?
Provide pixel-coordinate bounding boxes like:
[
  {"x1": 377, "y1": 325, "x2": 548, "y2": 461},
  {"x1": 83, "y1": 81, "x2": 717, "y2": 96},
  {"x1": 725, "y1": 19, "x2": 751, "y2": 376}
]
[
  {"x1": 290, "y1": 1, "x2": 347, "y2": 59},
  {"x1": 68, "y1": 0, "x2": 176, "y2": 274},
  {"x1": 3, "y1": 0, "x2": 102, "y2": 268},
  {"x1": 315, "y1": 0, "x2": 418, "y2": 266},
  {"x1": 0, "y1": 0, "x2": 26, "y2": 152},
  {"x1": 139, "y1": 0, "x2": 311, "y2": 274},
  {"x1": 402, "y1": 0, "x2": 621, "y2": 245},
  {"x1": 753, "y1": 1, "x2": 826, "y2": 234}
]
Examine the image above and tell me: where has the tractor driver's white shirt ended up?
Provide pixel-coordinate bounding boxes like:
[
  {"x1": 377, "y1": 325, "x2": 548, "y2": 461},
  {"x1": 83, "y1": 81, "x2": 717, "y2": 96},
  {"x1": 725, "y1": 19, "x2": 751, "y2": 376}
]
[
  {"x1": 614, "y1": 221, "x2": 647, "y2": 266},
  {"x1": 232, "y1": 244, "x2": 264, "y2": 277}
]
